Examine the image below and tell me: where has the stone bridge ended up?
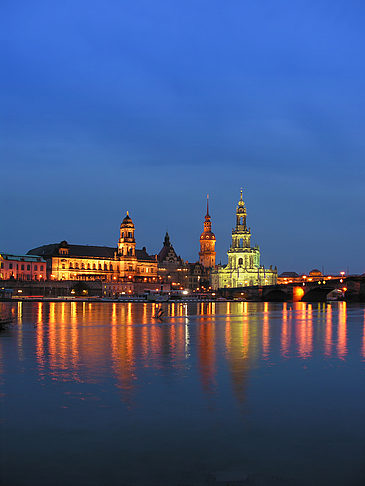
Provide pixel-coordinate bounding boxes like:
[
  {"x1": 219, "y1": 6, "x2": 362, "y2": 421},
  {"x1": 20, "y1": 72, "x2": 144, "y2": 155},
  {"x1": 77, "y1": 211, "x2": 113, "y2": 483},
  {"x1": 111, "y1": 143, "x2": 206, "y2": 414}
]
[{"x1": 218, "y1": 276, "x2": 365, "y2": 302}]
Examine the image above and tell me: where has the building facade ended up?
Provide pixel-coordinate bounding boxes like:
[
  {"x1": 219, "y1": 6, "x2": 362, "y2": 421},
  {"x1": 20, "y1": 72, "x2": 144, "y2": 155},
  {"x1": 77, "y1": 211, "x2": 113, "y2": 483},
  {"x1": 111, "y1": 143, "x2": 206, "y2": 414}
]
[
  {"x1": 0, "y1": 253, "x2": 47, "y2": 281},
  {"x1": 157, "y1": 231, "x2": 212, "y2": 292},
  {"x1": 211, "y1": 190, "x2": 277, "y2": 289},
  {"x1": 27, "y1": 213, "x2": 159, "y2": 289},
  {"x1": 157, "y1": 232, "x2": 188, "y2": 290}
]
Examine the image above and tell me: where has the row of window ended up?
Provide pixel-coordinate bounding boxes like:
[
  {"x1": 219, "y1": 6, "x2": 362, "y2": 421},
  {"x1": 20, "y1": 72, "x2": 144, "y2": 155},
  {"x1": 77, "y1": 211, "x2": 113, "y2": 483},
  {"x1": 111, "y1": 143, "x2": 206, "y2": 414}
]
[
  {"x1": 0, "y1": 262, "x2": 44, "y2": 271},
  {"x1": 66, "y1": 262, "x2": 114, "y2": 271},
  {"x1": 60, "y1": 261, "x2": 155, "y2": 273}
]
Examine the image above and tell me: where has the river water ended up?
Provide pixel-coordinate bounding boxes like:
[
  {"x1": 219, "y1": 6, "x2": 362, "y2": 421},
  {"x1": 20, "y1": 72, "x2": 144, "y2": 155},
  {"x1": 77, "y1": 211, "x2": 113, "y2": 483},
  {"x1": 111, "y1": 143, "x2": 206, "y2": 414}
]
[{"x1": 0, "y1": 301, "x2": 364, "y2": 486}]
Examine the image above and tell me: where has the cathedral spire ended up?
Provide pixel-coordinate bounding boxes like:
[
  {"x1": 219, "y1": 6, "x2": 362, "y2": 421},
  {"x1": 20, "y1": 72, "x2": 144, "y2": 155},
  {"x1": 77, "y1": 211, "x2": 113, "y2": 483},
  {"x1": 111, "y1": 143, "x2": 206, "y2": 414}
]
[{"x1": 199, "y1": 194, "x2": 216, "y2": 268}]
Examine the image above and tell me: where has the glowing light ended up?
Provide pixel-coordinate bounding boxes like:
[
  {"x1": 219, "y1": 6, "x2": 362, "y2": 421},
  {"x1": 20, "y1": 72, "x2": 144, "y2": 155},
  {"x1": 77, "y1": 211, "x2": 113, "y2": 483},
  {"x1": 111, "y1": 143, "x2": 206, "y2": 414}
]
[{"x1": 293, "y1": 287, "x2": 304, "y2": 301}]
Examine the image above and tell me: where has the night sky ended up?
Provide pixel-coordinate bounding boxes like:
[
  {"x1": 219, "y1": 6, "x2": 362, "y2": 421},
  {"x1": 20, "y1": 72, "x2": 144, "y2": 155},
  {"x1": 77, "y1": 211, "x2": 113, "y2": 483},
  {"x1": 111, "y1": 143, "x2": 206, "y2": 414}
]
[{"x1": 1, "y1": 1, "x2": 364, "y2": 274}]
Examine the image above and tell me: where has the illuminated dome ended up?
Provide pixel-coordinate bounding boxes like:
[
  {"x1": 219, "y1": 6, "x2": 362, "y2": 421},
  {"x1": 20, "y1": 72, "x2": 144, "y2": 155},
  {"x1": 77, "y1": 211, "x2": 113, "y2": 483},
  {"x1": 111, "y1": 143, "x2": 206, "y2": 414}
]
[
  {"x1": 121, "y1": 212, "x2": 134, "y2": 228},
  {"x1": 200, "y1": 231, "x2": 215, "y2": 240},
  {"x1": 309, "y1": 269, "x2": 322, "y2": 276}
]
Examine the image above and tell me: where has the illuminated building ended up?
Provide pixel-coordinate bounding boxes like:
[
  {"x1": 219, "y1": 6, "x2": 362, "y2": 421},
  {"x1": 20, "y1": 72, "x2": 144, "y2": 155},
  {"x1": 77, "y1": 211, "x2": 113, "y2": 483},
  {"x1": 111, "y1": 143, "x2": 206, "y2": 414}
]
[
  {"x1": 278, "y1": 269, "x2": 336, "y2": 285},
  {"x1": 0, "y1": 253, "x2": 46, "y2": 281},
  {"x1": 27, "y1": 212, "x2": 158, "y2": 287},
  {"x1": 157, "y1": 232, "x2": 188, "y2": 290},
  {"x1": 157, "y1": 231, "x2": 211, "y2": 291},
  {"x1": 211, "y1": 189, "x2": 277, "y2": 289},
  {"x1": 199, "y1": 195, "x2": 216, "y2": 268}
]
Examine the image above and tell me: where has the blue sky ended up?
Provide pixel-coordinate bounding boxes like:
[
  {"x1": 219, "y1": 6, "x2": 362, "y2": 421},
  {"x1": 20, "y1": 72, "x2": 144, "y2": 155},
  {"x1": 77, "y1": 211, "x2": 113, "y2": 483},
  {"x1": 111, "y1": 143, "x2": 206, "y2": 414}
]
[{"x1": 1, "y1": 0, "x2": 364, "y2": 274}]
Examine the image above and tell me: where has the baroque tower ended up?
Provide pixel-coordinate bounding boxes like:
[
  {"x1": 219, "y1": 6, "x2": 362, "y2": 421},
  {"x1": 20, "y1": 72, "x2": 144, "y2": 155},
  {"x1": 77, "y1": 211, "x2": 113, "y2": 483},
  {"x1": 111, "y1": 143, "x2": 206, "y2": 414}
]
[
  {"x1": 230, "y1": 188, "x2": 252, "y2": 251},
  {"x1": 118, "y1": 212, "x2": 136, "y2": 257},
  {"x1": 199, "y1": 195, "x2": 216, "y2": 268}
]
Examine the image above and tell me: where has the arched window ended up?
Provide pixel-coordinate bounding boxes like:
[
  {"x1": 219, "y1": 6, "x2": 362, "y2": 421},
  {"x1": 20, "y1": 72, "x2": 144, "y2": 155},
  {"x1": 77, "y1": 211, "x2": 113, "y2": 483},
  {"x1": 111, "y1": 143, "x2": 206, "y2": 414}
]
[
  {"x1": 81, "y1": 263, "x2": 85, "y2": 269},
  {"x1": 99, "y1": 263, "x2": 102, "y2": 270},
  {"x1": 87, "y1": 263, "x2": 91, "y2": 270},
  {"x1": 93, "y1": 263, "x2": 96, "y2": 270},
  {"x1": 104, "y1": 263, "x2": 107, "y2": 270},
  {"x1": 69, "y1": 262, "x2": 73, "y2": 269},
  {"x1": 239, "y1": 239, "x2": 243, "y2": 248},
  {"x1": 75, "y1": 262, "x2": 79, "y2": 269},
  {"x1": 109, "y1": 264, "x2": 113, "y2": 271},
  {"x1": 238, "y1": 258, "x2": 243, "y2": 265}
]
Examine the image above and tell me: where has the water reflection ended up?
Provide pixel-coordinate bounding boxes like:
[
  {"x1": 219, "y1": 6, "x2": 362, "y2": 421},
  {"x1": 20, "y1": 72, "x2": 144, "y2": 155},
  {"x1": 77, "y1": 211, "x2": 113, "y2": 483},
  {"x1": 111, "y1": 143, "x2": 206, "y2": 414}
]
[
  {"x1": 281, "y1": 302, "x2": 291, "y2": 358},
  {"x1": 362, "y1": 310, "x2": 365, "y2": 360},
  {"x1": 295, "y1": 302, "x2": 313, "y2": 359},
  {"x1": 337, "y1": 301, "x2": 347, "y2": 359},
  {"x1": 325, "y1": 303, "x2": 333, "y2": 357},
  {"x1": 4, "y1": 300, "x2": 364, "y2": 403},
  {"x1": 1, "y1": 300, "x2": 365, "y2": 486}
]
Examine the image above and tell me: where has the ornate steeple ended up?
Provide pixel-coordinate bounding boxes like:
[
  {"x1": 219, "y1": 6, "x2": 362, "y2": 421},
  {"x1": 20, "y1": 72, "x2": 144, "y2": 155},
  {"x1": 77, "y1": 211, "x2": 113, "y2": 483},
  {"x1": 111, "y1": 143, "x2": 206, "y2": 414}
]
[
  {"x1": 236, "y1": 187, "x2": 247, "y2": 230},
  {"x1": 199, "y1": 194, "x2": 216, "y2": 268},
  {"x1": 204, "y1": 194, "x2": 212, "y2": 233}
]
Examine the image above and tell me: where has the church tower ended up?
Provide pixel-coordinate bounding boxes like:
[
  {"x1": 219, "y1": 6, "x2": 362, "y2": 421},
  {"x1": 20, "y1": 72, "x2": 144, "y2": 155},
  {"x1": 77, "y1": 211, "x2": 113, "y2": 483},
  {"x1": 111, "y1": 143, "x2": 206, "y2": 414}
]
[
  {"x1": 118, "y1": 212, "x2": 136, "y2": 257},
  {"x1": 211, "y1": 188, "x2": 277, "y2": 289},
  {"x1": 231, "y1": 188, "x2": 251, "y2": 250},
  {"x1": 199, "y1": 195, "x2": 216, "y2": 268}
]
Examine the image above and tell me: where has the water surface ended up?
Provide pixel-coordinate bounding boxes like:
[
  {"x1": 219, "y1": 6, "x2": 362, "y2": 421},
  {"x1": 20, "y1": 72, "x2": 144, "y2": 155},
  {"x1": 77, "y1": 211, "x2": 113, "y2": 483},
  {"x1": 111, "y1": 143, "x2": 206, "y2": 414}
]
[{"x1": 1, "y1": 301, "x2": 365, "y2": 485}]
